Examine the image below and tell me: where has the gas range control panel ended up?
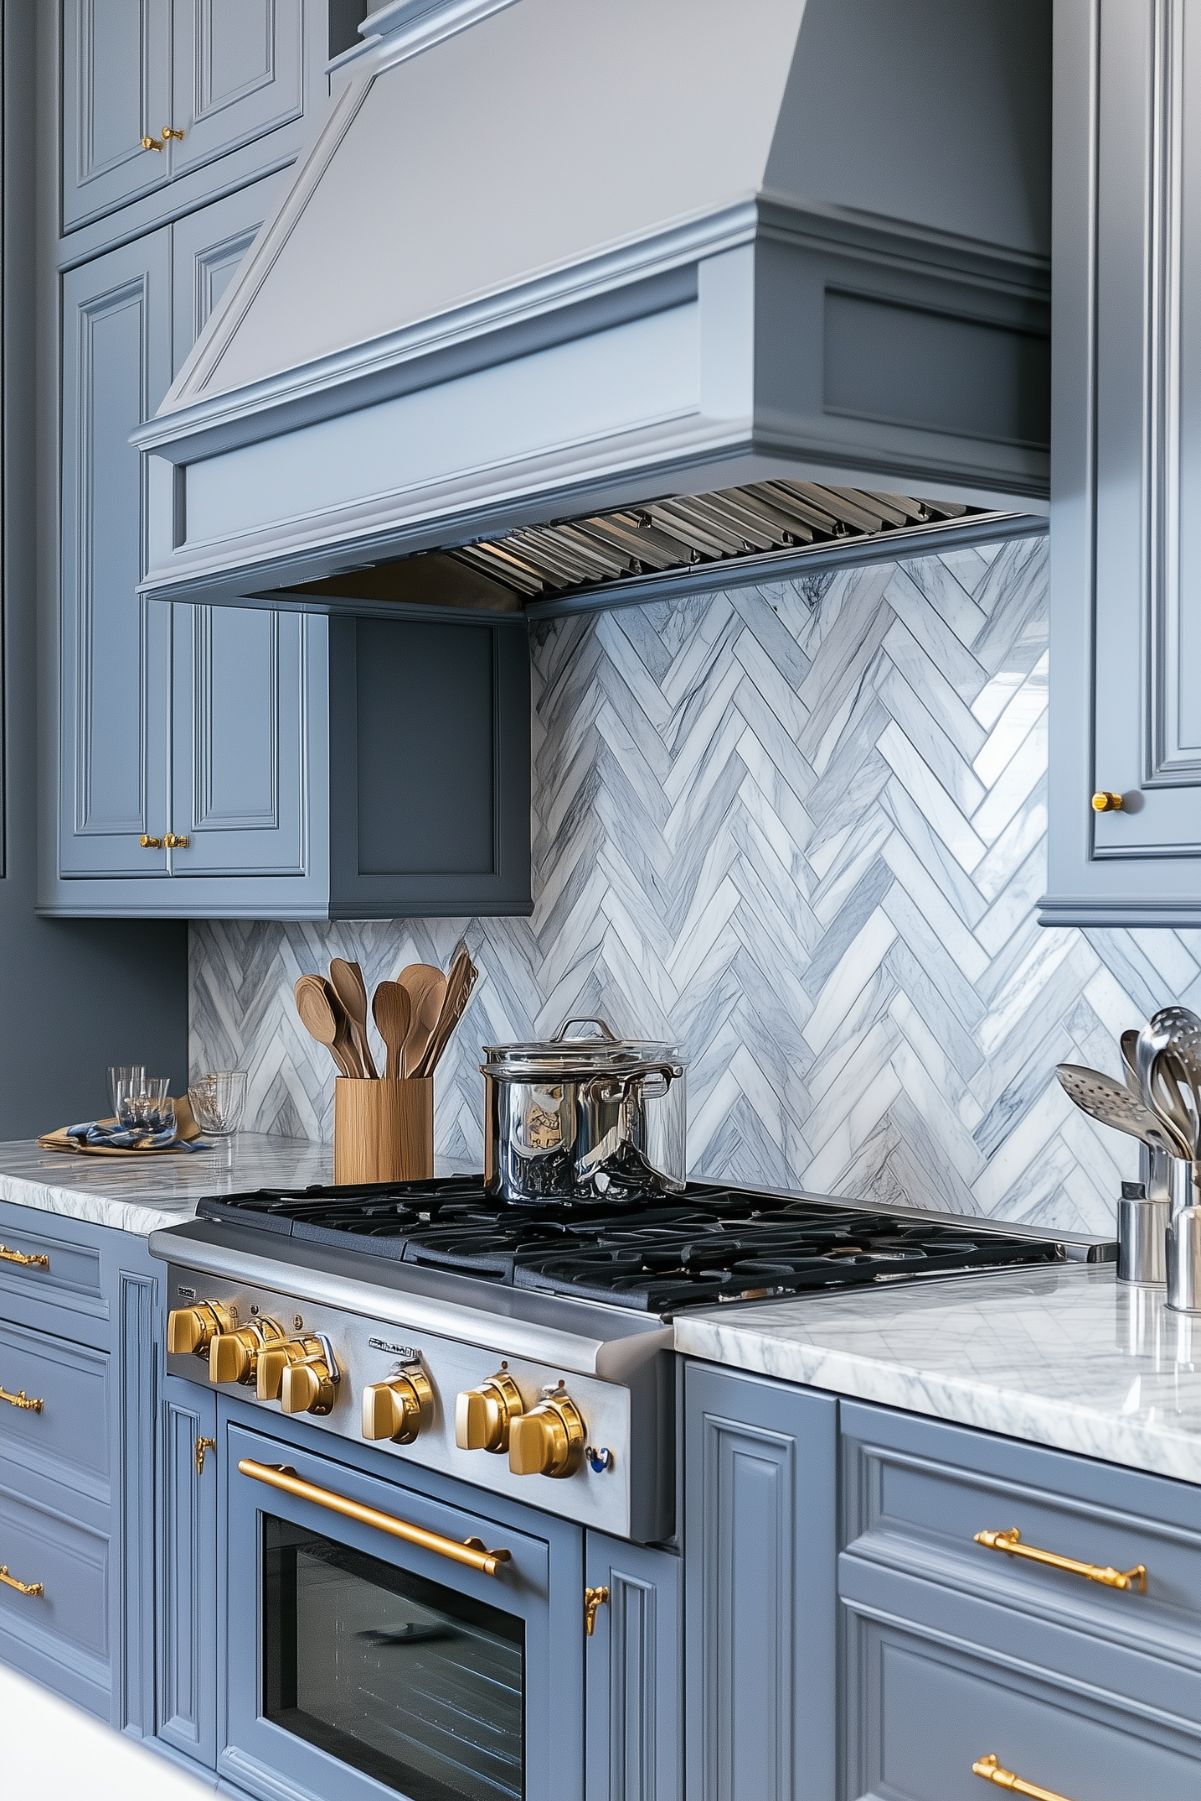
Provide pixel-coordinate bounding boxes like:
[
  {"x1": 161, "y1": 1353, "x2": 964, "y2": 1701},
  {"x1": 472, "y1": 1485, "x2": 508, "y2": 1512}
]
[{"x1": 164, "y1": 1266, "x2": 645, "y2": 1537}]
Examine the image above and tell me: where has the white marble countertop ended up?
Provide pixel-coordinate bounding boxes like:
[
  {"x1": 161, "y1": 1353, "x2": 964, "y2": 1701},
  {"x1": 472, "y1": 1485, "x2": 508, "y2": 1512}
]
[
  {"x1": 675, "y1": 1264, "x2": 1201, "y2": 1487},
  {"x1": 0, "y1": 1134, "x2": 333, "y2": 1236}
]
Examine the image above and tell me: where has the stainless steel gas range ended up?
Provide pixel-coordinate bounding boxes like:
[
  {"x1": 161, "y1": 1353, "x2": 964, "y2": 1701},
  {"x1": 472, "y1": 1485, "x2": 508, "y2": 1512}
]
[{"x1": 149, "y1": 1179, "x2": 1111, "y2": 1801}]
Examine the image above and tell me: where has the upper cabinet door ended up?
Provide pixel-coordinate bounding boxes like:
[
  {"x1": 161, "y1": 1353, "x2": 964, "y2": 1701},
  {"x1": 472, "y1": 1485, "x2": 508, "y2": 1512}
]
[
  {"x1": 168, "y1": 0, "x2": 305, "y2": 180},
  {"x1": 1046, "y1": 0, "x2": 1201, "y2": 925},
  {"x1": 59, "y1": 232, "x2": 172, "y2": 879},
  {"x1": 61, "y1": 0, "x2": 173, "y2": 231},
  {"x1": 169, "y1": 178, "x2": 313, "y2": 883}
]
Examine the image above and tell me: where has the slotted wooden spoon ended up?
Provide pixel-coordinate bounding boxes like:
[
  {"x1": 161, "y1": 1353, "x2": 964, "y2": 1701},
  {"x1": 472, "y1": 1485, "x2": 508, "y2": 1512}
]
[
  {"x1": 330, "y1": 957, "x2": 378, "y2": 1080},
  {"x1": 372, "y1": 980, "x2": 413, "y2": 1083},
  {"x1": 295, "y1": 975, "x2": 358, "y2": 1079}
]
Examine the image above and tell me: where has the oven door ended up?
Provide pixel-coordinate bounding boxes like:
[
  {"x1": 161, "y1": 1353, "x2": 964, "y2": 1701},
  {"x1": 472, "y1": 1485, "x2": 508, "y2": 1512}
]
[{"x1": 221, "y1": 1420, "x2": 583, "y2": 1801}]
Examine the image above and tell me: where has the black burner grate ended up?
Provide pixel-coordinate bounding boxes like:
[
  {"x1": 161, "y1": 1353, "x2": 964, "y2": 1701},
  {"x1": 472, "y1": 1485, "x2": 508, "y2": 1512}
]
[{"x1": 195, "y1": 1180, "x2": 1065, "y2": 1315}]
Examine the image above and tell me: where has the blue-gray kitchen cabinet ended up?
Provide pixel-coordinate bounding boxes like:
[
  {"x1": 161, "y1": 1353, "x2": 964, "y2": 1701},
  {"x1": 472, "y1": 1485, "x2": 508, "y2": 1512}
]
[
  {"x1": 60, "y1": 0, "x2": 316, "y2": 236},
  {"x1": 682, "y1": 1362, "x2": 838, "y2": 1801},
  {"x1": 585, "y1": 1532, "x2": 681, "y2": 1801},
  {"x1": 0, "y1": 1203, "x2": 160, "y2": 1735},
  {"x1": 156, "y1": 1375, "x2": 218, "y2": 1768},
  {"x1": 1045, "y1": 0, "x2": 1201, "y2": 926}
]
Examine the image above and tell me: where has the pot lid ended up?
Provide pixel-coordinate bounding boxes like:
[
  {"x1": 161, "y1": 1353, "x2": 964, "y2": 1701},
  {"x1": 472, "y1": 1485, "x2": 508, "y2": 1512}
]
[{"x1": 482, "y1": 1017, "x2": 681, "y2": 1075}]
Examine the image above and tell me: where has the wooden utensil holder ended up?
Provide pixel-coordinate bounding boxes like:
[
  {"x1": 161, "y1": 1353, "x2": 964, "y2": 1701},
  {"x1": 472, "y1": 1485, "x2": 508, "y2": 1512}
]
[{"x1": 334, "y1": 1078, "x2": 434, "y2": 1184}]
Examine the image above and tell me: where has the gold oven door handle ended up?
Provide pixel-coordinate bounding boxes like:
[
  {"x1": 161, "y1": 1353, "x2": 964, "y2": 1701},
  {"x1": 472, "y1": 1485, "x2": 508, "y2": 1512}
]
[
  {"x1": 0, "y1": 1244, "x2": 49, "y2": 1271},
  {"x1": 0, "y1": 1564, "x2": 44, "y2": 1598},
  {"x1": 973, "y1": 1752, "x2": 1077, "y2": 1799},
  {"x1": 237, "y1": 1460, "x2": 512, "y2": 1577},
  {"x1": 0, "y1": 1383, "x2": 43, "y2": 1413},
  {"x1": 974, "y1": 1526, "x2": 1147, "y2": 1593}
]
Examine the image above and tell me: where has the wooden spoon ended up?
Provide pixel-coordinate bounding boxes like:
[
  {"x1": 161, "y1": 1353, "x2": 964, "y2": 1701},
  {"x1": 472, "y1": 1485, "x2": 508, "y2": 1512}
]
[
  {"x1": 330, "y1": 957, "x2": 378, "y2": 1080},
  {"x1": 417, "y1": 948, "x2": 479, "y2": 1076},
  {"x1": 397, "y1": 963, "x2": 447, "y2": 1078},
  {"x1": 295, "y1": 975, "x2": 358, "y2": 1079},
  {"x1": 372, "y1": 980, "x2": 413, "y2": 1083}
]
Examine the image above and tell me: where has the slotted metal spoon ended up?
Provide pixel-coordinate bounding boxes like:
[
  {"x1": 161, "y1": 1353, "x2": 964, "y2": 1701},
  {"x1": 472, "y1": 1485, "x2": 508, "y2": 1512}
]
[
  {"x1": 1136, "y1": 1010, "x2": 1201, "y2": 1159},
  {"x1": 1056, "y1": 1064, "x2": 1191, "y2": 1158}
]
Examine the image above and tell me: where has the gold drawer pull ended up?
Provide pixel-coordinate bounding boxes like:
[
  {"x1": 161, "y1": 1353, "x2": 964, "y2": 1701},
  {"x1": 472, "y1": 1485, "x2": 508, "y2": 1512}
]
[
  {"x1": 0, "y1": 1564, "x2": 44, "y2": 1598},
  {"x1": 238, "y1": 1460, "x2": 512, "y2": 1577},
  {"x1": 0, "y1": 1384, "x2": 43, "y2": 1413},
  {"x1": 164, "y1": 832, "x2": 189, "y2": 849},
  {"x1": 973, "y1": 1753, "x2": 1076, "y2": 1799},
  {"x1": 974, "y1": 1526, "x2": 1146, "y2": 1593},
  {"x1": 0, "y1": 1244, "x2": 49, "y2": 1271}
]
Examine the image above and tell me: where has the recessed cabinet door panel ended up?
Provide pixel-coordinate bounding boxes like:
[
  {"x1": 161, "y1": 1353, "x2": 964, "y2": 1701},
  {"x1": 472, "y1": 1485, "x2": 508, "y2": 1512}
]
[
  {"x1": 585, "y1": 1534, "x2": 682, "y2": 1801},
  {"x1": 156, "y1": 1379, "x2": 217, "y2": 1767},
  {"x1": 59, "y1": 233, "x2": 171, "y2": 878},
  {"x1": 169, "y1": 179, "x2": 310, "y2": 883},
  {"x1": 1091, "y1": 1, "x2": 1201, "y2": 857},
  {"x1": 61, "y1": 0, "x2": 172, "y2": 230},
  {"x1": 170, "y1": 0, "x2": 305, "y2": 178}
]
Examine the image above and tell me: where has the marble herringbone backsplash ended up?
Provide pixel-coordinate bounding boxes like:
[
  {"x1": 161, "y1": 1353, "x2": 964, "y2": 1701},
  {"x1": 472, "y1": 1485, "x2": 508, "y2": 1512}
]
[{"x1": 191, "y1": 534, "x2": 1197, "y2": 1232}]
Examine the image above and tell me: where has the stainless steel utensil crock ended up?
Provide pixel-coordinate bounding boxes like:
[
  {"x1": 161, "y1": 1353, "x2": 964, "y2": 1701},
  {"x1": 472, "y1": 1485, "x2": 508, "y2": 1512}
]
[{"x1": 481, "y1": 1017, "x2": 686, "y2": 1204}]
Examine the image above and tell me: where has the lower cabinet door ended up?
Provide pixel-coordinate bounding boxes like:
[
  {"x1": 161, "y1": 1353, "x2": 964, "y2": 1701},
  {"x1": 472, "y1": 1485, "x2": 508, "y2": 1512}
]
[
  {"x1": 156, "y1": 1377, "x2": 218, "y2": 1767},
  {"x1": 585, "y1": 1533, "x2": 681, "y2": 1801},
  {"x1": 683, "y1": 1363, "x2": 838, "y2": 1801},
  {"x1": 844, "y1": 1598, "x2": 1201, "y2": 1801}
]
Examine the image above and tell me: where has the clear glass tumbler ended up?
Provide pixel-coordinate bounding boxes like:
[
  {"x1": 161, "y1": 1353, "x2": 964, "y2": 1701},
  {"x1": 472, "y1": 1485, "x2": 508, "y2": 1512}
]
[
  {"x1": 108, "y1": 1064, "x2": 146, "y2": 1119},
  {"x1": 117, "y1": 1075, "x2": 172, "y2": 1132},
  {"x1": 187, "y1": 1071, "x2": 248, "y2": 1149}
]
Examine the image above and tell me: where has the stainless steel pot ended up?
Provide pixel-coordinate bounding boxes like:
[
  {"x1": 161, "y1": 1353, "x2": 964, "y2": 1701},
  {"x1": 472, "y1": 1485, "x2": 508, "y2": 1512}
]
[{"x1": 481, "y1": 1017, "x2": 686, "y2": 1204}]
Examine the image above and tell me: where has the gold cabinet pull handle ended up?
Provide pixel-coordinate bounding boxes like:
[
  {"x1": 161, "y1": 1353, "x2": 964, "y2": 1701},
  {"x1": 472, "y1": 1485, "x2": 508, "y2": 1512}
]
[
  {"x1": 0, "y1": 1564, "x2": 44, "y2": 1598},
  {"x1": 973, "y1": 1753, "x2": 1076, "y2": 1799},
  {"x1": 161, "y1": 125, "x2": 185, "y2": 140},
  {"x1": 238, "y1": 1460, "x2": 512, "y2": 1577},
  {"x1": 584, "y1": 1584, "x2": 610, "y2": 1637},
  {"x1": 974, "y1": 1526, "x2": 1146, "y2": 1593},
  {"x1": 164, "y1": 833, "x2": 189, "y2": 849},
  {"x1": 194, "y1": 1435, "x2": 216, "y2": 1477},
  {"x1": 139, "y1": 134, "x2": 164, "y2": 151},
  {"x1": 0, "y1": 1244, "x2": 49, "y2": 1271},
  {"x1": 1091, "y1": 790, "x2": 1124, "y2": 812},
  {"x1": 0, "y1": 1384, "x2": 43, "y2": 1413},
  {"x1": 139, "y1": 834, "x2": 163, "y2": 849}
]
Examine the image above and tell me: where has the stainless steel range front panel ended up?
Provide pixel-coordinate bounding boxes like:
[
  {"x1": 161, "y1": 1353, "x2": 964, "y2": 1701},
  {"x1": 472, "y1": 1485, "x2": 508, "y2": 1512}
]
[{"x1": 164, "y1": 1261, "x2": 673, "y2": 1543}]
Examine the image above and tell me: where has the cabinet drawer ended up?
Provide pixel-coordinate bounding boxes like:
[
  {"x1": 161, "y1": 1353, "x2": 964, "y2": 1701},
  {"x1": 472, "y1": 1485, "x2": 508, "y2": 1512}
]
[
  {"x1": 0, "y1": 1322, "x2": 110, "y2": 1501},
  {"x1": 842, "y1": 1402, "x2": 1201, "y2": 1668},
  {"x1": 0, "y1": 1472, "x2": 110, "y2": 1670},
  {"x1": 845, "y1": 1590, "x2": 1201, "y2": 1801},
  {"x1": 0, "y1": 1203, "x2": 105, "y2": 1326}
]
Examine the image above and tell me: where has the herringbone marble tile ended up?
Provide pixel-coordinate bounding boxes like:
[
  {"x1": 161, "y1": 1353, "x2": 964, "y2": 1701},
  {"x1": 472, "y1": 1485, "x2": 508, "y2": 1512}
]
[{"x1": 191, "y1": 537, "x2": 1201, "y2": 1232}]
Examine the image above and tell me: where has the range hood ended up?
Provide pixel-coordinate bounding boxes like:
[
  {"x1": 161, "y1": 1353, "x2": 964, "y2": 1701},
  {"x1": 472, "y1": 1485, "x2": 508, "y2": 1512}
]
[{"x1": 135, "y1": 0, "x2": 1051, "y2": 612}]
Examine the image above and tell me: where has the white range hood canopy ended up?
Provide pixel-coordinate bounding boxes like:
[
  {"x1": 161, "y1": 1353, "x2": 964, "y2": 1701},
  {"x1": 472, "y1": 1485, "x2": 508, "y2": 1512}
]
[{"x1": 136, "y1": 0, "x2": 1051, "y2": 610}]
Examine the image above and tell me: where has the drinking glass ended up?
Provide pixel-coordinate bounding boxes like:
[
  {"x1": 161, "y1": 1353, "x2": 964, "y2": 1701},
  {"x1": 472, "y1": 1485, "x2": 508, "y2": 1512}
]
[
  {"x1": 187, "y1": 1071, "x2": 248, "y2": 1145},
  {"x1": 108, "y1": 1064, "x2": 146, "y2": 1119},
  {"x1": 117, "y1": 1075, "x2": 173, "y2": 1132}
]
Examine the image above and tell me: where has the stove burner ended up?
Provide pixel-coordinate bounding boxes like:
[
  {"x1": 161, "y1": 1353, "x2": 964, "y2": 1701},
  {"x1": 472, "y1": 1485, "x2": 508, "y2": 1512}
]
[{"x1": 195, "y1": 1179, "x2": 1065, "y2": 1315}]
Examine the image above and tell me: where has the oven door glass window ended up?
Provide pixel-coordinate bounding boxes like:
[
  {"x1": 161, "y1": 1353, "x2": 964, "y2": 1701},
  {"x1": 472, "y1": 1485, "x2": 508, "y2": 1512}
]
[{"x1": 263, "y1": 1515, "x2": 525, "y2": 1801}]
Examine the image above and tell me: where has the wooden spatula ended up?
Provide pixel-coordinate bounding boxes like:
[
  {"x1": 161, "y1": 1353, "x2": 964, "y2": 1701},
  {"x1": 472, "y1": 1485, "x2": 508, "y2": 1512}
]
[
  {"x1": 330, "y1": 957, "x2": 378, "y2": 1079},
  {"x1": 295, "y1": 975, "x2": 358, "y2": 1078},
  {"x1": 397, "y1": 964, "x2": 447, "y2": 1078},
  {"x1": 372, "y1": 980, "x2": 413, "y2": 1083},
  {"x1": 417, "y1": 948, "x2": 479, "y2": 1076}
]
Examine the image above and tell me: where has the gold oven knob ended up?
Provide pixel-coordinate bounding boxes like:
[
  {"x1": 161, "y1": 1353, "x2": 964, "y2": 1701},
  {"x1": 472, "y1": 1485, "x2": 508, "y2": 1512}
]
[
  {"x1": 455, "y1": 1371, "x2": 524, "y2": 1453},
  {"x1": 209, "y1": 1319, "x2": 285, "y2": 1386},
  {"x1": 508, "y1": 1386, "x2": 586, "y2": 1479},
  {"x1": 280, "y1": 1350, "x2": 338, "y2": 1416},
  {"x1": 362, "y1": 1366, "x2": 434, "y2": 1443},
  {"x1": 167, "y1": 1301, "x2": 233, "y2": 1357},
  {"x1": 256, "y1": 1335, "x2": 324, "y2": 1402}
]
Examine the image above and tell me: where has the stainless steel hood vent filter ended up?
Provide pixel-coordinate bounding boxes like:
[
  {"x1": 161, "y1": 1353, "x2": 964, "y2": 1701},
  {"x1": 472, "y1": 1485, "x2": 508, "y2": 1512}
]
[{"x1": 449, "y1": 482, "x2": 980, "y2": 600}]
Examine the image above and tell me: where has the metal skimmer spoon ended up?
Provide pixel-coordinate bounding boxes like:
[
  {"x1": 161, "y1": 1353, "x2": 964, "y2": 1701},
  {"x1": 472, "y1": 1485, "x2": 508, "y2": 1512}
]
[{"x1": 1055, "y1": 1064, "x2": 1191, "y2": 1159}]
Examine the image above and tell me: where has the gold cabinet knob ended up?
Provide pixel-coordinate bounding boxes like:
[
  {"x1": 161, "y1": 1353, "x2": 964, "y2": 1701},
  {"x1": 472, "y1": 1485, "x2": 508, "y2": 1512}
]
[
  {"x1": 280, "y1": 1350, "x2": 338, "y2": 1416},
  {"x1": 256, "y1": 1334, "x2": 323, "y2": 1401},
  {"x1": 140, "y1": 134, "x2": 164, "y2": 151},
  {"x1": 164, "y1": 832, "x2": 190, "y2": 849},
  {"x1": 1092, "y1": 790, "x2": 1125, "y2": 812},
  {"x1": 167, "y1": 1300, "x2": 234, "y2": 1357},
  {"x1": 362, "y1": 1366, "x2": 434, "y2": 1443},
  {"x1": 161, "y1": 125, "x2": 185, "y2": 140},
  {"x1": 209, "y1": 1319, "x2": 285, "y2": 1387},
  {"x1": 455, "y1": 1371, "x2": 524, "y2": 1453},
  {"x1": 508, "y1": 1386, "x2": 586, "y2": 1479},
  {"x1": 139, "y1": 834, "x2": 163, "y2": 849}
]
